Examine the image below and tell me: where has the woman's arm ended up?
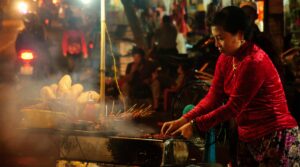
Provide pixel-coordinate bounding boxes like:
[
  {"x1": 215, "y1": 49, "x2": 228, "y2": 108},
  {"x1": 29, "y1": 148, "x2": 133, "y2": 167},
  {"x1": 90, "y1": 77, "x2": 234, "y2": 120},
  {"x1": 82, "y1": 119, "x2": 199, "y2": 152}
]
[
  {"x1": 183, "y1": 55, "x2": 226, "y2": 121},
  {"x1": 194, "y1": 54, "x2": 266, "y2": 131}
]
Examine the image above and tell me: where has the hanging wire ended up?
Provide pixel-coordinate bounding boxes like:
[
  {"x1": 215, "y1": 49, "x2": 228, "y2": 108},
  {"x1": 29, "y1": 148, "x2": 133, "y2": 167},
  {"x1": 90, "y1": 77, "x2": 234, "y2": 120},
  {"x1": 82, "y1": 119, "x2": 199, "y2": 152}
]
[{"x1": 104, "y1": 22, "x2": 126, "y2": 111}]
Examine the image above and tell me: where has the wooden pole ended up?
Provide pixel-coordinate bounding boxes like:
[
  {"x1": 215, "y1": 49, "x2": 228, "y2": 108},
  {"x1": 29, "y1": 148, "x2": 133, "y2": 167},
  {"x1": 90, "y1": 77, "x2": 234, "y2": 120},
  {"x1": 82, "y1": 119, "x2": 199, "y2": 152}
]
[{"x1": 100, "y1": 0, "x2": 106, "y2": 109}]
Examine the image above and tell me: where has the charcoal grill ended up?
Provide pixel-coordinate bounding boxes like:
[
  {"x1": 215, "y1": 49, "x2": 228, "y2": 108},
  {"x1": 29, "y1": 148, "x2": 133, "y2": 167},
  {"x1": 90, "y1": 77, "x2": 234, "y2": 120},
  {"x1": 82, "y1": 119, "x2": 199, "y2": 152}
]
[
  {"x1": 20, "y1": 125, "x2": 206, "y2": 166},
  {"x1": 60, "y1": 134, "x2": 205, "y2": 166}
]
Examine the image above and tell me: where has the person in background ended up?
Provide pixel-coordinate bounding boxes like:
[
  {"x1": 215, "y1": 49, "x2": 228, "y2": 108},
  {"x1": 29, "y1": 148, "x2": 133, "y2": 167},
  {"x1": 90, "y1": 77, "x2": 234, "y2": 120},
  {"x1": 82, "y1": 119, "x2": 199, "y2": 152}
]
[
  {"x1": 240, "y1": 1, "x2": 300, "y2": 124},
  {"x1": 16, "y1": 13, "x2": 46, "y2": 45},
  {"x1": 140, "y1": 9, "x2": 156, "y2": 49},
  {"x1": 15, "y1": 13, "x2": 51, "y2": 77},
  {"x1": 150, "y1": 67, "x2": 161, "y2": 111},
  {"x1": 205, "y1": 0, "x2": 222, "y2": 31},
  {"x1": 163, "y1": 64, "x2": 186, "y2": 112},
  {"x1": 153, "y1": 15, "x2": 178, "y2": 55},
  {"x1": 240, "y1": 1, "x2": 283, "y2": 78},
  {"x1": 193, "y1": 10, "x2": 208, "y2": 36},
  {"x1": 161, "y1": 6, "x2": 300, "y2": 166},
  {"x1": 176, "y1": 29, "x2": 187, "y2": 54},
  {"x1": 122, "y1": 48, "x2": 159, "y2": 110},
  {"x1": 152, "y1": 15, "x2": 179, "y2": 79},
  {"x1": 61, "y1": 17, "x2": 88, "y2": 73}
]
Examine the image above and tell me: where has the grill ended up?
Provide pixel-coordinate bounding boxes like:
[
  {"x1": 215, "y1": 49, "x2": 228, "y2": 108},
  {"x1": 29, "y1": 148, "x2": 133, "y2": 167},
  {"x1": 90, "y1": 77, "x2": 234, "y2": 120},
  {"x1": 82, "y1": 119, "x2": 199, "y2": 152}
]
[
  {"x1": 59, "y1": 133, "x2": 205, "y2": 166},
  {"x1": 20, "y1": 114, "x2": 206, "y2": 166}
]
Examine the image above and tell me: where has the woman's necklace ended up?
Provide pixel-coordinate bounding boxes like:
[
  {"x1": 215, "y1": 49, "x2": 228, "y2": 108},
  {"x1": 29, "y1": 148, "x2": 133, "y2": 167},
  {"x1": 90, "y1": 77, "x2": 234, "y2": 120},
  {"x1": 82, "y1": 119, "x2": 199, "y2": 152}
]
[
  {"x1": 232, "y1": 40, "x2": 245, "y2": 73},
  {"x1": 232, "y1": 57, "x2": 239, "y2": 72},
  {"x1": 232, "y1": 57, "x2": 241, "y2": 78}
]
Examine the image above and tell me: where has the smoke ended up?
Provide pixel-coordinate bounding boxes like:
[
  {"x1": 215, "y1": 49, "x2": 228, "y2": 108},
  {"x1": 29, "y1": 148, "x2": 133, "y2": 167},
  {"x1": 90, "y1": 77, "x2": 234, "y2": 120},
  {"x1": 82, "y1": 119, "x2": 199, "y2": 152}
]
[
  {"x1": 13, "y1": 71, "x2": 157, "y2": 136},
  {"x1": 0, "y1": 50, "x2": 157, "y2": 167}
]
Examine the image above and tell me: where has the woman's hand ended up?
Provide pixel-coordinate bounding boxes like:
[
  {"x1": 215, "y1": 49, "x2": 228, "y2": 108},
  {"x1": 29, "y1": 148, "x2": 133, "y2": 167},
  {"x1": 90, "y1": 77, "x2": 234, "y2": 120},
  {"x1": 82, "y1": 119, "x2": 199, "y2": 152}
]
[
  {"x1": 161, "y1": 117, "x2": 188, "y2": 135},
  {"x1": 172, "y1": 122, "x2": 193, "y2": 139}
]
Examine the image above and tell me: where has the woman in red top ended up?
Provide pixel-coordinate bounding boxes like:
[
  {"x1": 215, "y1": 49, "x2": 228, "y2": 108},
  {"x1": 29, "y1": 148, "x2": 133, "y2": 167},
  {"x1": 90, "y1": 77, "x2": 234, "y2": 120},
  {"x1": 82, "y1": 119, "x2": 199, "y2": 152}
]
[
  {"x1": 62, "y1": 17, "x2": 88, "y2": 73},
  {"x1": 161, "y1": 6, "x2": 300, "y2": 166}
]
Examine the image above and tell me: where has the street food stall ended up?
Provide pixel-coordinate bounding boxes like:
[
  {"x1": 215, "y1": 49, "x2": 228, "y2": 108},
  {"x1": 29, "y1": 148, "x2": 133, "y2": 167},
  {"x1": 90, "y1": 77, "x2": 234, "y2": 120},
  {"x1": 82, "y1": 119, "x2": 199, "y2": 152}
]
[
  {"x1": 14, "y1": 0, "x2": 223, "y2": 166},
  {"x1": 18, "y1": 74, "x2": 208, "y2": 166}
]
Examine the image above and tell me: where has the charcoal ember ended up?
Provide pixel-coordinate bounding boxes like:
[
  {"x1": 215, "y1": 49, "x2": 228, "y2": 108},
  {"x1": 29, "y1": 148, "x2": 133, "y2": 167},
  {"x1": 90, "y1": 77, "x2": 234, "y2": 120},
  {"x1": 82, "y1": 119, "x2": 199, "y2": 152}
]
[
  {"x1": 153, "y1": 133, "x2": 174, "y2": 139},
  {"x1": 141, "y1": 133, "x2": 173, "y2": 140}
]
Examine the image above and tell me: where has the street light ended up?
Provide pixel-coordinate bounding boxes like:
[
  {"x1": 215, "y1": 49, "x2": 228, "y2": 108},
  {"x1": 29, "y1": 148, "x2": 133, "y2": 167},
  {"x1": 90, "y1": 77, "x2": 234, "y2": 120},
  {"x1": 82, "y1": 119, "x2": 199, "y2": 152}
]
[
  {"x1": 81, "y1": 0, "x2": 92, "y2": 5},
  {"x1": 17, "y1": 1, "x2": 29, "y2": 14}
]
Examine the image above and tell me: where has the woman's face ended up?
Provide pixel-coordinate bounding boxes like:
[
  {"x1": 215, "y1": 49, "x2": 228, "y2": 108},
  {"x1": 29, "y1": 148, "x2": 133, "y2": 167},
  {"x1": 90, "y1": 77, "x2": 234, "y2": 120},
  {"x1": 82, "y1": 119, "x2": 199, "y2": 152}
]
[{"x1": 211, "y1": 26, "x2": 243, "y2": 55}]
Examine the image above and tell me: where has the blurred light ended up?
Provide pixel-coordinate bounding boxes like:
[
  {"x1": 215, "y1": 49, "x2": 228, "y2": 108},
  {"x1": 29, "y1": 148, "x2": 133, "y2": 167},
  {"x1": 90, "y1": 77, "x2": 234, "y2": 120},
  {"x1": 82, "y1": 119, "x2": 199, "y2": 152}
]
[
  {"x1": 89, "y1": 42, "x2": 94, "y2": 49},
  {"x1": 52, "y1": 0, "x2": 59, "y2": 5},
  {"x1": 44, "y1": 19, "x2": 49, "y2": 25},
  {"x1": 17, "y1": 1, "x2": 29, "y2": 14},
  {"x1": 185, "y1": 43, "x2": 193, "y2": 49},
  {"x1": 81, "y1": 0, "x2": 92, "y2": 4},
  {"x1": 20, "y1": 51, "x2": 34, "y2": 60},
  {"x1": 257, "y1": 1, "x2": 264, "y2": 32}
]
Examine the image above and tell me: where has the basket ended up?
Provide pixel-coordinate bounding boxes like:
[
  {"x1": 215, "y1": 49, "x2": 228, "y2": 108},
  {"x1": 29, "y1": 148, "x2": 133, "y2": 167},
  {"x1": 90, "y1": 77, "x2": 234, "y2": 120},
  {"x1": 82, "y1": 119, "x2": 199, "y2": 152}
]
[{"x1": 21, "y1": 109, "x2": 66, "y2": 128}]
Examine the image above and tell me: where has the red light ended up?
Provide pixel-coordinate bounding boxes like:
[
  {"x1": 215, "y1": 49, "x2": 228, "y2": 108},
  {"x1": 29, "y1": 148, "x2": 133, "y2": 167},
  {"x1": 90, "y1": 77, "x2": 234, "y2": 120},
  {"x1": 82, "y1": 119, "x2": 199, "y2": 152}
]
[
  {"x1": 20, "y1": 51, "x2": 34, "y2": 60},
  {"x1": 89, "y1": 42, "x2": 94, "y2": 49},
  {"x1": 45, "y1": 19, "x2": 49, "y2": 25}
]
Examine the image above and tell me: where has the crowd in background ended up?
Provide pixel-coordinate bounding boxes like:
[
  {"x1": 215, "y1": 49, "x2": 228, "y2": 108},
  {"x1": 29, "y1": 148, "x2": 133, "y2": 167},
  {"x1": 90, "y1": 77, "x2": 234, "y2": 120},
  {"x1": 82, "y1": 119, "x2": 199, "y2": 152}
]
[
  {"x1": 18, "y1": 0, "x2": 299, "y2": 121},
  {"x1": 118, "y1": 0, "x2": 300, "y2": 125}
]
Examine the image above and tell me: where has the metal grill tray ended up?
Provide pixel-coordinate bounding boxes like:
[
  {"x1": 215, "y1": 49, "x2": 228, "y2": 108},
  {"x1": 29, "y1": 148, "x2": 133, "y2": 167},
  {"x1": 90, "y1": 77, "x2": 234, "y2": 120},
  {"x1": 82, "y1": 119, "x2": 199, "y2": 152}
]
[{"x1": 19, "y1": 128, "x2": 118, "y2": 137}]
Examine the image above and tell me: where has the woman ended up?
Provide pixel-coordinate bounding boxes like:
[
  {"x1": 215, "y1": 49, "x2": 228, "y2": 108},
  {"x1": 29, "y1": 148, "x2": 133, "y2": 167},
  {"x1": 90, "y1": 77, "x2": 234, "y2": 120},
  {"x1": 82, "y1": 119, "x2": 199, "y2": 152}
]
[
  {"x1": 62, "y1": 17, "x2": 88, "y2": 73},
  {"x1": 161, "y1": 6, "x2": 300, "y2": 166},
  {"x1": 123, "y1": 48, "x2": 160, "y2": 109}
]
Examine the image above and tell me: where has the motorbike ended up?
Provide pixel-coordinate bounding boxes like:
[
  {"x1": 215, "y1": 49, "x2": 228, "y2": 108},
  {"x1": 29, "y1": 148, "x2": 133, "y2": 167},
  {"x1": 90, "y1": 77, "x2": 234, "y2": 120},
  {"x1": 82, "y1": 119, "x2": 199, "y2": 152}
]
[
  {"x1": 15, "y1": 13, "x2": 51, "y2": 79},
  {"x1": 15, "y1": 46, "x2": 51, "y2": 79}
]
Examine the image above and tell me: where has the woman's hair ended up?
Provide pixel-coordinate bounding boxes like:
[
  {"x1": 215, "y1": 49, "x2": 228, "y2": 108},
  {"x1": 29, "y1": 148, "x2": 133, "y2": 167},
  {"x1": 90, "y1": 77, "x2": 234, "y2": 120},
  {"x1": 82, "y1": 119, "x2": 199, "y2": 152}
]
[
  {"x1": 211, "y1": 6, "x2": 251, "y2": 39},
  {"x1": 212, "y1": 6, "x2": 284, "y2": 78}
]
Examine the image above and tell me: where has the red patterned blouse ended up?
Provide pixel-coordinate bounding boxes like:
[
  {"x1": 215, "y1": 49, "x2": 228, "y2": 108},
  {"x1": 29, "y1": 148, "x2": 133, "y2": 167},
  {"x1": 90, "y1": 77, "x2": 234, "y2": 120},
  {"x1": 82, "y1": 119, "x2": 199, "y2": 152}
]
[{"x1": 183, "y1": 42, "x2": 297, "y2": 142}]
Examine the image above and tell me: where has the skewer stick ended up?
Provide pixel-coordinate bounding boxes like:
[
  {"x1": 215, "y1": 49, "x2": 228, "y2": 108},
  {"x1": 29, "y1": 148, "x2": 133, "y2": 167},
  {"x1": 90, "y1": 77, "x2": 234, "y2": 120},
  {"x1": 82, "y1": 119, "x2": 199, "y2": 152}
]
[
  {"x1": 139, "y1": 104, "x2": 145, "y2": 109},
  {"x1": 140, "y1": 105, "x2": 151, "y2": 113},
  {"x1": 199, "y1": 63, "x2": 209, "y2": 72},
  {"x1": 112, "y1": 100, "x2": 115, "y2": 113},
  {"x1": 116, "y1": 110, "x2": 122, "y2": 116},
  {"x1": 139, "y1": 105, "x2": 152, "y2": 117},
  {"x1": 105, "y1": 105, "x2": 108, "y2": 117},
  {"x1": 144, "y1": 105, "x2": 152, "y2": 112},
  {"x1": 127, "y1": 104, "x2": 137, "y2": 113}
]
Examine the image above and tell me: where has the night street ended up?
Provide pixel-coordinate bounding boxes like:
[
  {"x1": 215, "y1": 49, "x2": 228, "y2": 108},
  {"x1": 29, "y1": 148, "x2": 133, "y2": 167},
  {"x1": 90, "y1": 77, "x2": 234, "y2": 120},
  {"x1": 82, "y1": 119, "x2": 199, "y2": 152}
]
[
  {"x1": 0, "y1": 17, "x2": 59, "y2": 166},
  {"x1": 0, "y1": 0, "x2": 300, "y2": 167}
]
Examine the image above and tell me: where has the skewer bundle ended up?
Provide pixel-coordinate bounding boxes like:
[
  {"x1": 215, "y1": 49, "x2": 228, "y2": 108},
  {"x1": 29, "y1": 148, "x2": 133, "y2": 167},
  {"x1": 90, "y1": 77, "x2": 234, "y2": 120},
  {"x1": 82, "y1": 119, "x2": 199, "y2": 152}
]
[{"x1": 108, "y1": 104, "x2": 154, "y2": 120}]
